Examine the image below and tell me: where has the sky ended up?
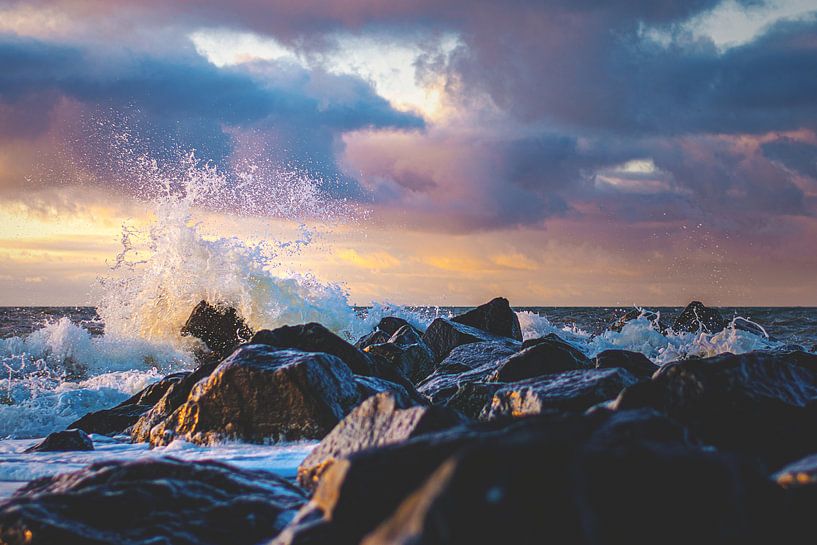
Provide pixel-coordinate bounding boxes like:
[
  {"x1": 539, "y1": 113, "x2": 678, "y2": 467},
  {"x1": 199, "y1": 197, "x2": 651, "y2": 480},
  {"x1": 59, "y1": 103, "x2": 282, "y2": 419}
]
[{"x1": 0, "y1": 0, "x2": 816, "y2": 306}]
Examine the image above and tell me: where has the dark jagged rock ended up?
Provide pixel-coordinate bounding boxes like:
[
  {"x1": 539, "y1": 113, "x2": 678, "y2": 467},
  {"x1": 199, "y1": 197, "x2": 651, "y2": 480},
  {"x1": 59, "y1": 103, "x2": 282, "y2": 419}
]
[
  {"x1": 297, "y1": 392, "x2": 463, "y2": 491},
  {"x1": 130, "y1": 361, "x2": 220, "y2": 443},
  {"x1": 731, "y1": 317, "x2": 769, "y2": 339},
  {"x1": 355, "y1": 318, "x2": 424, "y2": 350},
  {"x1": 444, "y1": 382, "x2": 503, "y2": 419},
  {"x1": 364, "y1": 326, "x2": 435, "y2": 385},
  {"x1": 594, "y1": 349, "x2": 658, "y2": 378},
  {"x1": 488, "y1": 334, "x2": 591, "y2": 382},
  {"x1": 252, "y1": 323, "x2": 375, "y2": 376},
  {"x1": 608, "y1": 308, "x2": 668, "y2": 334},
  {"x1": 277, "y1": 410, "x2": 777, "y2": 545},
  {"x1": 416, "y1": 341, "x2": 519, "y2": 405},
  {"x1": 422, "y1": 318, "x2": 517, "y2": 363},
  {"x1": 181, "y1": 301, "x2": 253, "y2": 358},
  {"x1": 68, "y1": 404, "x2": 153, "y2": 436},
  {"x1": 362, "y1": 416, "x2": 775, "y2": 545},
  {"x1": 450, "y1": 297, "x2": 523, "y2": 341},
  {"x1": 483, "y1": 368, "x2": 639, "y2": 419},
  {"x1": 25, "y1": 430, "x2": 93, "y2": 453},
  {"x1": 672, "y1": 301, "x2": 726, "y2": 333},
  {"x1": 0, "y1": 458, "x2": 306, "y2": 545},
  {"x1": 149, "y1": 345, "x2": 377, "y2": 446},
  {"x1": 615, "y1": 350, "x2": 817, "y2": 469},
  {"x1": 355, "y1": 329, "x2": 391, "y2": 350}
]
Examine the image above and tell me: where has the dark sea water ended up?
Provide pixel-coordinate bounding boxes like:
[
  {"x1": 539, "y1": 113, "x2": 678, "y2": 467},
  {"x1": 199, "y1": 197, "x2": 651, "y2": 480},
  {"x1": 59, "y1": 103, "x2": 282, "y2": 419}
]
[{"x1": 2, "y1": 306, "x2": 816, "y2": 348}]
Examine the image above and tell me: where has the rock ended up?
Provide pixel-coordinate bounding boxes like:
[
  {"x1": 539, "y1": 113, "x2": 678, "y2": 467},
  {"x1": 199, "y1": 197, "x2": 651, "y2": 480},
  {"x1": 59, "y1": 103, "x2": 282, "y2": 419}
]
[
  {"x1": 615, "y1": 350, "x2": 817, "y2": 469},
  {"x1": 0, "y1": 458, "x2": 306, "y2": 545},
  {"x1": 422, "y1": 318, "x2": 517, "y2": 363},
  {"x1": 361, "y1": 411, "x2": 776, "y2": 545},
  {"x1": 451, "y1": 297, "x2": 523, "y2": 341},
  {"x1": 672, "y1": 301, "x2": 726, "y2": 333},
  {"x1": 488, "y1": 334, "x2": 591, "y2": 382},
  {"x1": 355, "y1": 329, "x2": 391, "y2": 350},
  {"x1": 297, "y1": 392, "x2": 463, "y2": 491},
  {"x1": 483, "y1": 368, "x2": 639, "y2": 419},
  {"x1": 594, "y1": 349, "x2": 658, "y2": 378},
  {"x1": 130, "y1": 361, "x2": 220, "y2": 443},
  {"x1": 25, "y1": 430, "x2": 93, "y2": 453},
  {"x1": 181, "y1": 301, "x2": 253, "y2": 358},
  {"x1": 364, "y1": 328, "x2": 435, "y2": 385},
  {"x1": 252, "y1": 323, "x2": 375, "y2": 376},
  {"x1": 277, "y1": 410, "x2": 777, "y2": 545},
  {"x1": 608, "y1": 308, "x2": 668, "y2": 334},
  {"x1": 149, "y1": 345, "x2": 369, "y2": 446},
  {"x1": 732, "y1": 317, "x2": 770, "y2": 339},
  {"x1": 417, "y1": 341, "x2": 519, "y2": 405},
  {"x1": 67, "y1": 404, "x2": 153, "y2": 436},
  {"x1": 444, "y1": 382, "x2": 504, "y2": 419}
]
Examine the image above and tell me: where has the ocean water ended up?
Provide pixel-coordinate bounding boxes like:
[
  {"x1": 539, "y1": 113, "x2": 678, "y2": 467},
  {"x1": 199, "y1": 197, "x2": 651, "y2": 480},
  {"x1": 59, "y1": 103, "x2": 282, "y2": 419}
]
[{"x1": 1, "y1": 144, "x2": 814, "y2": 502}]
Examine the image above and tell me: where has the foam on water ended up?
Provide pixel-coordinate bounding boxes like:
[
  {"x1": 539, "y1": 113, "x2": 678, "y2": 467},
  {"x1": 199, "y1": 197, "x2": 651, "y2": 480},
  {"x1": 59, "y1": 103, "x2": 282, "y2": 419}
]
[{"x1": 517, "y1": 309, "x2": 785, "y2": 364}]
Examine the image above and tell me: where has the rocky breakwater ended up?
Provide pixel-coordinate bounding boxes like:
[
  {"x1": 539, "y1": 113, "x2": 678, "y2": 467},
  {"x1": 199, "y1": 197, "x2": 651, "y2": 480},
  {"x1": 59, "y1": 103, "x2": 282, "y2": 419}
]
[{"x1": 3, "y1": 298, "x2": 817, "y2": 545}]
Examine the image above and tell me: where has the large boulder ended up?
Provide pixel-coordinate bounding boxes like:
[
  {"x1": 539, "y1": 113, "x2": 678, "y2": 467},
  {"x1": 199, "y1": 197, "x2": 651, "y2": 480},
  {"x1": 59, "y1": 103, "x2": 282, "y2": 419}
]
[
  {"x1": 672, "y1": 301, "x2": 726, "y2": 333},
  {"x1": 70, "y1": 372, "x2": 190, "y2": 436},
  {"x1": 252, "y1": 323, "x2": 375, "y2": 376},
  {"x1": 615, "y1": 350, "x2": 817, "y2": 469},
  {"x1": 181, "y1": 301, "x2": 253, "y2": 358},
  {"x1": 130, "y1": 363, "x2": 219, "y2": 443},
  {"x1": 147, "y1": 345, "x2": 408, "y2": 446},
  {"x1": 488, "y1": 334, "x2": 591, "y2": 382},
  {"x1": 417, "y1": 341, "x2": 519, "y2": 406},
  {"x1": 276, "y1": 410, "x2": 778, "y2": 545},
  {"x1": 297, "y1": 392, "x2": 463, "y2": 491},
  {"x1": 483, "y1": 368, "x2": 639, "y2": 419},
  {"x1": 594, "y1": 349, "x2": 658, "y2": 378},
  {"x1": 422, "y1": 318, "x2": 518, "y2": 364},
  {"x1": 0, "y1": 458, "x2": 306, "y2": 545},
  {"x1": 361, "y1": 414, "x2": 775, "y2": 545},
  {"x1": 356, "y1": 318, "x2": 423, "y2": 350},
  {"x1": 364, "y1": 326, "x2": 435, "y2": 385},
  {"x1": 451, "y1": 297, "x2": 523, "y2": 341},
  {"x1": 25, "y1": 430, "x2": 93, "y2": 453}
]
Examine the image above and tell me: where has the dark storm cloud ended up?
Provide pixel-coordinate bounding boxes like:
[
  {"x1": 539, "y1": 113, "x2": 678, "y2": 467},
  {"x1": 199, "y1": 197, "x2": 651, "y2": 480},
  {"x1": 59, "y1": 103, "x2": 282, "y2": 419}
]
[
  {"x1": 762, "y1": 137, "x2": 817, "y2": 180},
  {"x1": 0, "y1": 35, "x2": 423, "y2": 194}
]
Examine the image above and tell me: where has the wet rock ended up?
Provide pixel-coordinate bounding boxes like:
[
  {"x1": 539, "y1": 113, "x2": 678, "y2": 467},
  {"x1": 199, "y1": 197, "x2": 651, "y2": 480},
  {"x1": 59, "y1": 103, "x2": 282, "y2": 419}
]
[
  {"x1": 25, "y1": 430, "x2": 93, "y2": 453},
  {"x1": 361, "y1": 412, "x2": 775, "y2": 545},
  {"x1": 130, "y1": 361, "x2": 220, "y2": 443},
  {"x1": 355, "y1": 318, "x2": 423, "y2": 350},
  {"x1": 252, "y1": 323, "x2": 375, "y2": 376},
  {"x1": 422, "y1": 318, "x2": 517, "y2": 363},
  {"x1": 68, "y1": 404, "x2": 154, "y2": 436},
  {"x1": 278, "y1": 410, "x2": 776, "y2": 545},
  {"x1": 608, "y1": 308, "x2": 668, "y2": 334},
  {"x1": 297, "y1": 392, "x2": 463, "y2": 491},
  {"x1": 450, "y1": 297, "x2": 522, "y2": 341},
  {"x1": 672, "y1": 301, "x2": 726, "y2": 333},
  {"x1": 0, "y1": 458, "x2": 306, "y2": 545},
  {"x1": 181, "y1": 301, "x2": 253, "y2": 358},
  {"x1": 594, "y1": 349, "x2": 658, "y2": 378},
  {"x1": 149, "y1": 345, "x2": 371, "y2": 446},
  {"x1": 118, "y1": 372, "x2": 190, "y2": 407},
  {"x1": 417, "y1": 341, "x2": 519, "y2": 405},
  {"x1": 615, "y1": 350, "x2": 817, "y2": 469},
  {"x1": 364, "y1": 327, "x2": 435, "y2": 384},
  {"x1": 444, "y1": 382, "x2": 503, "y2": 419},
  {"x1": 731, "y1": 317, "x2": 770, "y2": 339},
  {"x1": 483, "y1": 368, "x2": 639, "y2": 419},
  {"x1": 488, "y1": 334, "x2": 591, "y2": 382}
]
